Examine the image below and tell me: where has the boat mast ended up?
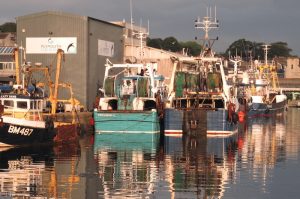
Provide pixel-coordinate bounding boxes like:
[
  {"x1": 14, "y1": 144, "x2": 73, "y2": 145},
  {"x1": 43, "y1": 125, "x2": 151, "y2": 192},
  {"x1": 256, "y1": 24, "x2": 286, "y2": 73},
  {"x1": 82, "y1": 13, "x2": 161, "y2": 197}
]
[
  {"x1": 194, "y1": 5, "x2": 219, "y2": 54},
  {"x1": 262, "y1": 44, "x2": 271, "y2": 66},
  {"x1": 51, "y1": 49, "x2": 64, "y2": 115},
  {"x1": 14, "y1": 48, "x2": 20, "y2": 86},
  {"x1": 132, "y1": 21, "x2": 149, "y2": 62}
]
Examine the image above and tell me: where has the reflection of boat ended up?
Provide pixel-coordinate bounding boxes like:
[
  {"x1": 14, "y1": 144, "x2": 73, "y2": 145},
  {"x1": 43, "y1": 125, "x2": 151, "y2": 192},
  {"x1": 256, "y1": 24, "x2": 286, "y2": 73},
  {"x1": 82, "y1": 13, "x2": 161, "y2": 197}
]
[
  {"x1": 0, "y1": 145, "x2": 54, "y2": 198},
  {"x1": 93, "y1": 59, "x2": 165, "y2": 140},
  {"x1": 206, "y1": 133, "x2": 238, "y2": 198},
  {"x1": 0, "y1": 156, "x2": 45, "y2": 198},
  {"x1": 164, "y1": 9, "x2": 238, "y2": 136},
  {"x1": 0, "y1": 49, "x2": 80, "y2": 147},
  {"x1": 0, "y1": 141, "x2": 81, "y2": 199},
  {"x1": 207, "y1": 133, "x2": 238, "y2": 158},
  {"x1": 288, "y1": 92, "x2": 300, "y2": 107},
  {"x1": 239, "y1": 115, "x2": 287, "y2": 190},
  {"x1": 162, "y1": 127, "x2": 238, "y2": 198},
  {"x1": 93, "y1": 134, "x2": 159, "y2": 198}
]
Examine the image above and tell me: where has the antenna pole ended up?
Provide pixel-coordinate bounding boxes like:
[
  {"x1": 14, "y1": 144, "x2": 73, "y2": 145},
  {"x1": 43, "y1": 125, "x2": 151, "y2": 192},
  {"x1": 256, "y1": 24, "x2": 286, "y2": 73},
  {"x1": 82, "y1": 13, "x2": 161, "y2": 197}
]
[
  {"x1": 130, "y1": 0, "x2": 134, "y2": 58},
  {"x1": 215, "y1": 6, "x2": 217, "y2": 22},
  {"x1": 195, "y1": 6, "x2": 219, "y2": 49},
  {"x1": 262, "y1": 44, "x2": 270, "y2": 65}
]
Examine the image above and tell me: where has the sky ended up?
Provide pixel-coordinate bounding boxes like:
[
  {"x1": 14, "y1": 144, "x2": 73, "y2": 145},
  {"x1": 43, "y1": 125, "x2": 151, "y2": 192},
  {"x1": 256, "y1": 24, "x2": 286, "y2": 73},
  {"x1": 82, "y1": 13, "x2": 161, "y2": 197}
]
[{"x1": 1, "y1": 0, "x2": 300, "y2": 56}]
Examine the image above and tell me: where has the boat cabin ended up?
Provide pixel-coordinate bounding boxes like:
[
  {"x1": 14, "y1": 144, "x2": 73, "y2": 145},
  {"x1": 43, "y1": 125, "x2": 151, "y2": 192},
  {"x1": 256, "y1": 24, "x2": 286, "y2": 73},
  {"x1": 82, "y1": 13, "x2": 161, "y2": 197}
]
[
  {"x1": 0, "y1": 94, "x2": 44, "y2": 120},
  {"x1": 98, "y1": 61, "x2": 165, "y2": 111}
]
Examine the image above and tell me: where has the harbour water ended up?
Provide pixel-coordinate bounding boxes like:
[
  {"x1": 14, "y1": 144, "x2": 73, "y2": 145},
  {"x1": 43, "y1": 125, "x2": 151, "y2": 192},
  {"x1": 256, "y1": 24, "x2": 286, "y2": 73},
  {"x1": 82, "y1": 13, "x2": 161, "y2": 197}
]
[{"x1": 0, "y1": 108, "x2": 300, "y2": 198}]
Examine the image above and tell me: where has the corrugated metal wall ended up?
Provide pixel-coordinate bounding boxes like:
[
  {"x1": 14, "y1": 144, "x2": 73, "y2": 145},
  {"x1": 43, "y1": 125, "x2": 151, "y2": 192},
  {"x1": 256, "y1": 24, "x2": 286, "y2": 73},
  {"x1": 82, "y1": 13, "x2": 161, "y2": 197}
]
[
  {"x1": 124, "y1": 44, "x2": 175, "y2": 85},
  {"x1": 16, "y1": 11, "x2": 124, "y2": 110},
  {"x1": 17, "y1": 11, "x2": 88, "y2": 107},
  {"x1": 87, "y1": 18, "x2": 124, "y2": 110}
]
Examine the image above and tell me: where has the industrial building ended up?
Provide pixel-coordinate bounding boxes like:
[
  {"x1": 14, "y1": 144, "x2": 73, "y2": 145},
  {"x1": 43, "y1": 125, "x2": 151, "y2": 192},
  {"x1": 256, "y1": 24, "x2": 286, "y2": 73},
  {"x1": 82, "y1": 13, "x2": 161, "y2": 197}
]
[
  {"x1": 16, "y1": 11, "x2": 124, "y2": 110},
  {"x1": 0, "y1": 46, "x2": 16, "y2": 84}
]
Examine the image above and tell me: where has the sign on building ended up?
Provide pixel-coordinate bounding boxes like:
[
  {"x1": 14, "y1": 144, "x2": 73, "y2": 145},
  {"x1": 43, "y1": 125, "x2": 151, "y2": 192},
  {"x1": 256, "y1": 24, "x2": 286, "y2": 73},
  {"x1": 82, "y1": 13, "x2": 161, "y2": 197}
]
[
  {"x1": 98, "y1": 39, "x2": 114, "y2": 57},
  {"x1": 26, "y1": 37, "x2": 77, "y2": 54}
]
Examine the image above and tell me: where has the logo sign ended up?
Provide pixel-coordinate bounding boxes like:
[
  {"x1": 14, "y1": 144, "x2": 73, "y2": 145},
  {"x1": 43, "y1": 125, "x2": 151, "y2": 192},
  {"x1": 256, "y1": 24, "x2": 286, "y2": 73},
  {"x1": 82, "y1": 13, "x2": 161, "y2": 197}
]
[
  {"x1": 26, "y1": 37, "x2": 77, "y2": 54},
  {"x1": 98, "y1": 39, "x2": 114, "y2": 57}
]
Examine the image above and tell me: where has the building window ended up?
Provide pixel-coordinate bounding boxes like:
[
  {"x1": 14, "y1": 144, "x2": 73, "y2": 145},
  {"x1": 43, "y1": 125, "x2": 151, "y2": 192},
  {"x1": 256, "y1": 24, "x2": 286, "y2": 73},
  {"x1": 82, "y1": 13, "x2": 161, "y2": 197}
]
[
  {"x1": 291, "y1": 64, "x2": 293, "y2": 69},
  {"x1": 0, "y1": 62, "x2": 14, "y2": 70}
]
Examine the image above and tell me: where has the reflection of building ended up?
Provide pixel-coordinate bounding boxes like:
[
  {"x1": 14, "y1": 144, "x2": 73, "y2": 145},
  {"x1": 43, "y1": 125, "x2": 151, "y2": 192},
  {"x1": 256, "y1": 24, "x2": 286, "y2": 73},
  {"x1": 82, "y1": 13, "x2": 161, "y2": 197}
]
[{"x1": 0, "y1": 156, "x2": 45, "y2": 197}]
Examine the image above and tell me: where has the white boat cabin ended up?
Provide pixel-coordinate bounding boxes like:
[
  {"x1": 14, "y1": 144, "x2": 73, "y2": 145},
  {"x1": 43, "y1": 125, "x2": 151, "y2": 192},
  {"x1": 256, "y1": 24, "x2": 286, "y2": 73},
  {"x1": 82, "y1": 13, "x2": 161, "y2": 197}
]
[{"x1": 0, "y1": 94, "x2": 44, "y2": 120}]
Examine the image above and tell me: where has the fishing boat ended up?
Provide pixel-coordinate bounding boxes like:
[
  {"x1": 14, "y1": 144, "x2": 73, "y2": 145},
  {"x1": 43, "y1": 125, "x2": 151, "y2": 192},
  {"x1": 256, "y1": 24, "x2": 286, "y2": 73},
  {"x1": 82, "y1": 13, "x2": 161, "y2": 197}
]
[
  {"x1": 0, "y1": 93, "x2": 55, "y2": 146},
  {"x1": 0, "y1": 49, "x2": 81, "y2": 147},
  {"x1": 239, "y1": 45, "x2": 287, "y2": 118},
  {"x1": 164, "y1": 8, "x2": 238, "y2": 137},
  {"x1": 93, "y1": 59, "x2": 165, "y2": 141}
]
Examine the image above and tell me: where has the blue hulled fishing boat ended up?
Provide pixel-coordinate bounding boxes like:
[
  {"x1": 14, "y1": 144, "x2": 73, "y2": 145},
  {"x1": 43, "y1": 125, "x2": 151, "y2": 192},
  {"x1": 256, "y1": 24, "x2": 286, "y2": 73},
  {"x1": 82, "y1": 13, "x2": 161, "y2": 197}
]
[
  {"x1": 93, "y1": 59, "x2": 165, "y2": 141},
  {"x1": 237, "y1": 45, "x2": 287, "y2": 119},
  {"x1": 164, "y1": 9, "x2": 239, "y2": 137}
]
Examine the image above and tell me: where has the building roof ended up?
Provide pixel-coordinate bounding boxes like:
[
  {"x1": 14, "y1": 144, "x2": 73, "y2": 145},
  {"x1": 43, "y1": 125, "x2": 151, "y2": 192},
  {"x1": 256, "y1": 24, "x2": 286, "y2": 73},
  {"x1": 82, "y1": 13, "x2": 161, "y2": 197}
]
[
  {"x1": 16, "y1": 10, "x2": 123, "y2": 28},
  {"x1": 0, "y1": 33, "x2": 9, "y2": 39},
  {"x1": 16, "y1": 10, "x2": 87, "y2": 21},
  {"x1": 0, "y1": 46, "x2": 15, "y2": 55},
  {"x1": 0, "y1": 47, "x2": 15, "y2": 62}
]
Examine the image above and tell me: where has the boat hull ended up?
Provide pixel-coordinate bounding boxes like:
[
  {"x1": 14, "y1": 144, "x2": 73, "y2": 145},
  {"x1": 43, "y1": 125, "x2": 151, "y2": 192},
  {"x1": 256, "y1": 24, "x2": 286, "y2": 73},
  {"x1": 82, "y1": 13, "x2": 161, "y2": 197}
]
[
  {"x1": 94, "y1": 132, "x2": 159, "y2": 152},
  {"x1": 0, "y1": 122, "x2": 55, "y2": 147},
  {"x1": 164, "y1": 108, "x2": 237, "y2": 137},
  {"x1": 248, "y1": 100, "x2": 287, "y2": 118},
  {"x1": 164, "y1": 108, "x2": 184, "y2": 137},
  {"x1": 93, "y1": 110, "x2": 160, "y2": 134},
  {"x1": 207, "y1": 109, "x2": 238, "y2": 137}
]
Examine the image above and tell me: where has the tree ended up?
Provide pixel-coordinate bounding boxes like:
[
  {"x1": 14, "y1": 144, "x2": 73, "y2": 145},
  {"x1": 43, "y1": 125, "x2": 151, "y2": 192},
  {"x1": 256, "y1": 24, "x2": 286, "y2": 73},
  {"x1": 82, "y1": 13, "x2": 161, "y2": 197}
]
[
  {"x1": 225, "y1": 39, "x2": 254, "y2": 60},
  {"x1": 180, "y1": 41, "x2": 202, "y2": 56},
  {"x1": 162, "y1": 37, "x2": 182, "y2": 52},
  {"x1": 147, "y1": 38, "x2": 163, "y2": 49},
  {"x1": 0, "y1": 22, "x2": 16, "y2": 32},
  {"x1": 269, "y1": 42, "x2": 292, "y2": 58},
  {"x1": 225, "y1": 39, "x2": 292, "y2": 60}
]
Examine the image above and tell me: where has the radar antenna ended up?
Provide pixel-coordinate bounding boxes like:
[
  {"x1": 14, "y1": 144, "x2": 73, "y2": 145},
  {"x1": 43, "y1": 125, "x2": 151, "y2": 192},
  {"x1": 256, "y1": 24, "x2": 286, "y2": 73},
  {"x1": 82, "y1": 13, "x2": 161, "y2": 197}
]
[{"x1": 194, "y1": 6, "x2": 219, "y2": 51}]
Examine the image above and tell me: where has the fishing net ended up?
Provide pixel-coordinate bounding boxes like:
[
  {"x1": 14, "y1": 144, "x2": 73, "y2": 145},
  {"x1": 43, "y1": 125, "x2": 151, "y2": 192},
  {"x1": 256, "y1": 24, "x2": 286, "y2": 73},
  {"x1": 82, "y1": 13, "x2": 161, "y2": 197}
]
[
  {"x1": 137, "y1": 77, "x2": 149, "y2": 97},
  {"x1": 104, "y1": 77, "x2": 115, "y2": 97}
]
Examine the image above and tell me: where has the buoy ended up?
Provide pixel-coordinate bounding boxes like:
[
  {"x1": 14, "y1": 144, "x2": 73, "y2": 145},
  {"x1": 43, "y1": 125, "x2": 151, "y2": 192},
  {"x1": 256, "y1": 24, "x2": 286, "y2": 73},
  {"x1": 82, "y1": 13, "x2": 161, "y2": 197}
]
[{"x1": 238, "y1": 111, "x2": 245, "y2": 122}]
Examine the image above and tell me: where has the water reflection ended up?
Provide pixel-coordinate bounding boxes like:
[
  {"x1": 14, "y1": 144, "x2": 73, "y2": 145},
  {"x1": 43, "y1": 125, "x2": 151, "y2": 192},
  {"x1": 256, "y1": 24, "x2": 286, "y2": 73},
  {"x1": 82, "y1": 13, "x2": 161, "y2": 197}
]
[
  {"x1": 91, "y1": 112, "x2": 292, "y2": 198},
  {"x1": 0, "y1": 146, "x2": 51, "y2": 198},
  {"x1": 93, "y1": 133, "x2": 159, "y2": 198},
  {"x1": 162, "y1": 130, "x2": 238, "y2": 199},
  {"x1": 1, "y1": 110, "x2": 299, "y2": 198},
  {"x1": 0, "y1": 142, "x2": 82, "y2": 199},
  {"x1": 235, "y1": 115, "x2": 287, "y2": 194}
]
